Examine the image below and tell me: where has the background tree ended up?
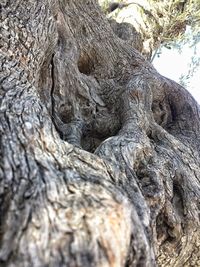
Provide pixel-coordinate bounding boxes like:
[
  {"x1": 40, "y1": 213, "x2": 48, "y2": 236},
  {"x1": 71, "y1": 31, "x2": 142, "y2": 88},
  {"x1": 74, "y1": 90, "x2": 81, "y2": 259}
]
[
  {"x1": 100, "y1": 0, "x2": 200, "y2": 60},
  {"x1": 0, "y1": 1, "x2": 200, "y2": 267}
]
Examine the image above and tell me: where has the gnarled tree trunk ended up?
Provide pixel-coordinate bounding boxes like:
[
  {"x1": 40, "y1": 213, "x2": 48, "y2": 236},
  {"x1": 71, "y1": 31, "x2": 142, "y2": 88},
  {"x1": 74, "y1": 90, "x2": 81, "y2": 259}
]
[{"x1": 0, "y1": 1, "x2": 199, "y2": 266}]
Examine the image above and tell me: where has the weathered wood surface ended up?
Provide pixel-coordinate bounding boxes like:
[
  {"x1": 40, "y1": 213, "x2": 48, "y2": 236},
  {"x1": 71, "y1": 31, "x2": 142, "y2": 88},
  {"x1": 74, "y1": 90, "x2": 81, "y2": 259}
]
[{"x1": 0, "y1": 1, "x2": 200, "y2": 266}]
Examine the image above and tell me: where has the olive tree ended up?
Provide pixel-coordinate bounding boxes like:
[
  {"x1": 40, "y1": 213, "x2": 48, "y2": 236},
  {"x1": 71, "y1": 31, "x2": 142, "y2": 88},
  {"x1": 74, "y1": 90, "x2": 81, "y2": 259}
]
[
  {"x1": 100, "y1": 0, "x2": 200, "y2": 59},
  {"x1": 0, "y1": 1, "x2": 199, "y2": 266}
]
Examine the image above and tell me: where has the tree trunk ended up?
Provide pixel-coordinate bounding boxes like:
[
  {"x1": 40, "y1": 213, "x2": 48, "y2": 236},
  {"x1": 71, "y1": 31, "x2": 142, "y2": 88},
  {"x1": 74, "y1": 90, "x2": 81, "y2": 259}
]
[{"x1": 0, "y1": 1, "x2": 199, "y2": 266}]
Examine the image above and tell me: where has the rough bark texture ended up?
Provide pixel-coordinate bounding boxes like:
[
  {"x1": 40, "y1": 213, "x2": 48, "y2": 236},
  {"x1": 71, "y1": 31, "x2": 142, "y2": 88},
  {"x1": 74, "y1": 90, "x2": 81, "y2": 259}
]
[{"x1": 0, "y1": 1, "x2": 200, "y2": 267}]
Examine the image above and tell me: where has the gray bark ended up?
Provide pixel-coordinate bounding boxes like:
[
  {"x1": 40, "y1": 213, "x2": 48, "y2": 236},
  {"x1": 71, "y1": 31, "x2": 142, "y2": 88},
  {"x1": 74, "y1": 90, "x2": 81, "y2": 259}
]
[{"x1": 0, "y1": 0, "x2": 200, "y2": 266}]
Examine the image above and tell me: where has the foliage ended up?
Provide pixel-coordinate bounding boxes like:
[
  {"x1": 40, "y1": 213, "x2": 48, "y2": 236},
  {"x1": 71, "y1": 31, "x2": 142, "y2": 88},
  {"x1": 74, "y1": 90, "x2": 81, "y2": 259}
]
[{"x1": 99, "y1": 0, "x2": 200, "y2": 59}]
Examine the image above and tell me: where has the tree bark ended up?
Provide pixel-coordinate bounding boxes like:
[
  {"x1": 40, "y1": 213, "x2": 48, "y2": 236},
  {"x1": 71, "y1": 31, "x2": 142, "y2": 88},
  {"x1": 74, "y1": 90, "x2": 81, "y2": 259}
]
[{"x1": 0, "y1": 1, "x2": 199, "y2": 266}]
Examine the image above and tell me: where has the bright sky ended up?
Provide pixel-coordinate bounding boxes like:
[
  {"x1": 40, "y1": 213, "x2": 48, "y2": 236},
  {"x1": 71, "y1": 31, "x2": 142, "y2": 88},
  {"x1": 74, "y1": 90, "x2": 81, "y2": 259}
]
[{"x1": 153, "y1": 44, "x2": 200, "y2": 104}]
